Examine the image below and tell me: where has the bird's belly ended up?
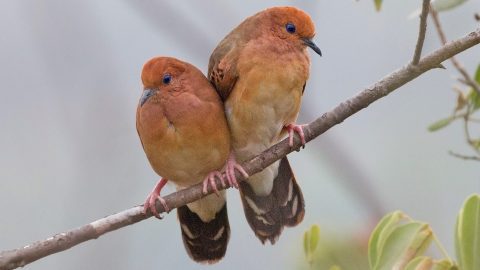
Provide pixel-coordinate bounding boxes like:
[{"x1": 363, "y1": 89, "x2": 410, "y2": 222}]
[
  {"x1": 144, "y1": 128, "x2": 228, "y2": 186},
  {"x1": 226, "y1": 83, "x2": 302, "y2": 161}
]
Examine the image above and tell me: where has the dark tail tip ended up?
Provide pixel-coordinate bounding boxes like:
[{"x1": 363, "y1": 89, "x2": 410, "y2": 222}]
[
  {"x1": 177, "y1": 203, "x2": 230, "y2": 264},
  {"x1": 240, "y1": 157, "x2": 305, "y2": 244}
]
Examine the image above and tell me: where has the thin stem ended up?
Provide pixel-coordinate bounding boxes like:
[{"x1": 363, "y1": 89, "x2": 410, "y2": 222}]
[
  {"x1": 412, "y1": 0, "x2": 431, "y2": 65},
  {"x1": 430, "y1": 8, "x2": 480, "y2": 95},
  {"x1": 432, "y1": 233, "x2": 453, "y2": 261},
  {"x1": 448, "y1": 151, "x2": 480, "y2": 161}
]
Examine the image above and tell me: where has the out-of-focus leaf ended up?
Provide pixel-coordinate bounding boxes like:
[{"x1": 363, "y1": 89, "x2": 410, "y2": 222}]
[
  {"x1": 428, "y1": 117, "x2": 455, "y2": 132},
  {"x1": 329, "y1": 265, "x2": 341, "y2": 270},
  {"x1": 405, "y1": 256, "x2": 433, "y2": 270},
  {"x1": 405, "y1": 257, "x2": 457, "y2": 270},
  {"x1": 304, "y1": 224, "x2": 321, "y2": 264},
  {"x1": 304, "y1": 229, "x2": 310, "y2": 261},
  {"x1": 454, "y1": 89, "x2": 468, "y2": 112},
  {"x1": 409, "y1": 0, "x2": 468, "y2": 19},
  {"x1": 471, "y1": 139, "x2": 480, "y2": 150},
  {"x1": 375, "y1": 222, "x2": 433, "y2": 270},
  {"x1": 468, "y1": 89, "x2": 480, "y2": 110},
  {"x1": 431, "y1": 0, "x2": 469, "y2": 12},
  {"x1": 455, "y1": 194, "x2": 480, "y2": 270},
  {"x1": 474, "y1": 64, "x2": 480, "y2": 84},
  {"x1": 368, "y1": 211, "x2": 406, "y2": 269},
  {"x1": 374, "y1": 0, "x2": 382, "y2": 11},
  {"x1": 309, "y1": 224, "x2": 320, "y2": 256},
  {"x1": 431, "y1": 259, "x2": 457, "y2": 270}
]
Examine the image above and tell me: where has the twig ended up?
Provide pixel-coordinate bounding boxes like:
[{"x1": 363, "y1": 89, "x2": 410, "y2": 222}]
[
  {"x1": 0, "y1": 28, "x2": 479, "y2": 270},
  {"x1": 430, "y1": 8, "x2": 480, "y2": 94},
  {"x1": 448, "y1": 151, "x2": 480, "y2": 161},
  {"x1": 412, "y1": 0, "x2": 431, "y2": 65}
]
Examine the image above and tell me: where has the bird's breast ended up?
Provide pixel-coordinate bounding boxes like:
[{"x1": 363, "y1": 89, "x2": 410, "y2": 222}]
[
  {"x1": 226, "y1": 45, "x2": 310, "y2": 160},
  {"x1": 137, "y1": 95, "x2": 230, "y2": 186}
]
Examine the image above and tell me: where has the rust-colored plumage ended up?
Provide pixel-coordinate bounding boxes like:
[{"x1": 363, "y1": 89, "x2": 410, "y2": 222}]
[
  {"x1": 208, "y1": 6, "x2": 321, "y2": 244},
  {"x1": 136, "y1": 57, "x2": 231, "y2": 263}
]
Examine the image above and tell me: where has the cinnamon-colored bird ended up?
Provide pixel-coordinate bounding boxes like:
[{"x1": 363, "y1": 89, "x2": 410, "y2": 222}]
[
  {"x1": 208, "y1": 6, "x2": 321, "y2": 244},
  {"x1": 136, "y1": 57, "x2": 243, "y2": 263}
]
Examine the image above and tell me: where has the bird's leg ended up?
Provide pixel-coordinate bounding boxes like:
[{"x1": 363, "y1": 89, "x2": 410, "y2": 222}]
[
  {"x1": 143, "y1": 178, "x2": 169, "y2": 219},
  {"x1": 223, "y1": 152, "x2": 249, "y2": 189},
  {"x1": 284, "y1": 123, "x2": 307, "y2": 148},
  {"x1": 202, "y1": 171, "x2": 226, "y2": 196}
]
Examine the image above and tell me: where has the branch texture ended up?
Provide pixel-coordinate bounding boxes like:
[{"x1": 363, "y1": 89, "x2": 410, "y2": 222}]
[{"x1": 0, "y1": 28, "x2": 479, "y2": 270}]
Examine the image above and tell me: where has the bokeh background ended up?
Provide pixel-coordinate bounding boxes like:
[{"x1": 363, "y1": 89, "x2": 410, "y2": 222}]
[{"x1": 0, "y1": 1, "x2": 478, "y2": 269}]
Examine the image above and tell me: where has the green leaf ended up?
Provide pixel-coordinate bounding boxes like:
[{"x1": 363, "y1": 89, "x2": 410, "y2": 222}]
[
  {"x1": 405, "y1": 257, "x2": 457, "y2": 270},
  {"x1": 431, "y1": 259, "x2": 457, "y2": 270},
  {"x1": 375, "y1": 222, "x2": 433, "y2": 270},
  {"x1": 374, "y1": 0, "x2": 383, "y2": 11},
  {"x1": 455, "y1": 194, "x2": 480, "y2": 270},
  {"x1": 468, "y1": 89, "x2": 480, "y2": 110},
  {"x1": 304, "y1": 224, "x2": 320, "y2": 264},
  {"x1": 428, "y1": 117, "x2": 455, "y2": 132},
  {"x1": 405, "y1": 256, "x2": 433, "y2": 270},
  {"x1": 368, "y1": 211, "x2": 406, "y2": 269},
  {"x1": 304, "y1": 229, "x2": 310, "y2": 261},
  {"x1": 432, "y1": 0, "x2": 469, "y2": 12},
  {"x1": 329, "y1": 265, "x2": 341, "y2": 270},
  {"x1": 309, "y1": 224, "x2": 320, "y2": 256},
  {"x1": 471, "y1": 139, "x2": 480, "y2": 150},
  {"x1": 474, "y1": 64, "x2": 480, "y2": 84}
]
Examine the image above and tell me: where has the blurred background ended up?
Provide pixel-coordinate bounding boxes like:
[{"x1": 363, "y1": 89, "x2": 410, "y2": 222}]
[{"x1": 0, "y1": 0, "x2": 478, "y2": 269}]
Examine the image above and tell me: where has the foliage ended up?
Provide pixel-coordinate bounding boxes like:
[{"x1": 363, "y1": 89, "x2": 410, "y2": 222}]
[
  {"x1": 428, "y1": 64, "x2": 480, "y2": 160},
  {"x1": 301, "y1": 194, "x2": 480, "y2": 270}
]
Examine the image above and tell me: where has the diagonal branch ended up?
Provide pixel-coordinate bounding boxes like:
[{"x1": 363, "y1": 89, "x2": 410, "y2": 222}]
[
  {"x1": 0, "y1": 28, "x2": 479, "y2": 270},
  {"x1": 412, "y1": 0, "x2": 431, "y2": 65},
  {"x1": 430, "y1": 8, "x2": 480, "y2": 94}
]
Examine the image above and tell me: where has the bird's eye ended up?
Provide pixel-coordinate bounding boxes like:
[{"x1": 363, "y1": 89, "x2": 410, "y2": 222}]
[
  {"x1": 162, "y1": 74, "x2": 172, "y2": 84},
  {"x1": 285, "y1": 23, "x2": 296, "y2": 34}
]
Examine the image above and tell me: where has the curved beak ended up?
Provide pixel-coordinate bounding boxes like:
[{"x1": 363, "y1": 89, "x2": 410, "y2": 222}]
[
  {"x1": 302, "y1": 38, "x2": 322, "y2": 56},
  {"x1": 140, "y1": 88, "x2": 155, "y2": 107}
]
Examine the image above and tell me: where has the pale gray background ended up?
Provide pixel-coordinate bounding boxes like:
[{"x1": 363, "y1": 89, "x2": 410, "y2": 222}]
[{"x1": 0, "y1": 1, "x2": 478, "y2": 269}]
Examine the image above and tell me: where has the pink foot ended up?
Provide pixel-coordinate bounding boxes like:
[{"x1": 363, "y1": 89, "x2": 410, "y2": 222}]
[
  {"x1": 223, "y1": 153, "x2": 249, "y2": 189},
  {"x1": 202, "y1": 171, "x2": 225, "y2": 196},
  {"x1": 143, "y1": 178, "x2": 169, "y2": 219},
  {"x1": 285, "y1": 123, "x2": 307, "y2": 147}
]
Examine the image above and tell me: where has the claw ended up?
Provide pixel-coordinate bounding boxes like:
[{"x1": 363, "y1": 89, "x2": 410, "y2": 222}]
[
  {"x1": 223, "y1": 153, "x2": 248, "y2": 189},
  {"x1": 285, "y1": 123, "x2": 306, "y2": 148},
  {"x1": 143, "y1": 178, "x2": 169, "y2": 219},
  {"x1": 202, "y1": 171, "x2": 225, "y2": 196}
]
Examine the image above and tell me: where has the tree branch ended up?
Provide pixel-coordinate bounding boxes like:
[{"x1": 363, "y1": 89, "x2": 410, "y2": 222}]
[
  {"x1": 1, "y1": 28, "x2": 479, "y2": 270},
  {"x1": 412, "y1": 0, "x2": 430, "y2": 65},
  {"x1": 430, "y1": 8, "x2": 480, "y2": 94}
]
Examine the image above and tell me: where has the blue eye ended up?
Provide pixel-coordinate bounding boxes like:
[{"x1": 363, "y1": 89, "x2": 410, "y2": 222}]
[
  {"x1": 286, "y1": 23, "x2": 296, "y2": 34},
  {"x1": 162, "y1": 74, "x2": 171, "y2": 84}
]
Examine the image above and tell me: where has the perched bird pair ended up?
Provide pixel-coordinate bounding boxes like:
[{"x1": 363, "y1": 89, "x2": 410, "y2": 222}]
[{"x1": 136, "y1": 6, "x2": 321, "y2": 264}]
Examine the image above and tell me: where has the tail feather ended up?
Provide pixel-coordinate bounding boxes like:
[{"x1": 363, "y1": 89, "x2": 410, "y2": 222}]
[
  {"x1": 177, "y1": 202, "x2": 230, "y2": 264},
  {"x1": 239, "y1": 157, "x2": 305, "y2": 244}
]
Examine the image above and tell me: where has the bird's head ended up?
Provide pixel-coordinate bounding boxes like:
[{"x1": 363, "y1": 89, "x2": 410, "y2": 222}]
[
  {"x1": 259, "y1": 6, "x2": 321, "y2": 56},
  {"x1": 140, "y1": 57, "x2": 187, "y2": 106}
]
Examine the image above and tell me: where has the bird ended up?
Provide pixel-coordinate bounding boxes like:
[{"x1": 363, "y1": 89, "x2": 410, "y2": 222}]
[
  {"x1": 208, "y1": 6, "x2": 321, "y2": 244},
  {"x1": 136, "y1": 56, "x2": 245, "y2": 263}
]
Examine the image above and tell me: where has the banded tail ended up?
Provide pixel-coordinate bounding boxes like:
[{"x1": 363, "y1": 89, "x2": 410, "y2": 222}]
[
  {"x1": 177, "y1": 197, "x2": 230, "y2": 264},
  {"x1": 239, "y1": 157, "x2": 305, "y2": 244}
]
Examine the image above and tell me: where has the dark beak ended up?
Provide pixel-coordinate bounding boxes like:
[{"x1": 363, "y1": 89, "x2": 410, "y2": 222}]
[
  {"x1": 302, "y1": 38, "x2": 322, "y2": 56},
  {"x1": 140, "y1": 88, "x2": 155, "y2": 107}
]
